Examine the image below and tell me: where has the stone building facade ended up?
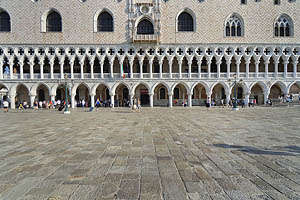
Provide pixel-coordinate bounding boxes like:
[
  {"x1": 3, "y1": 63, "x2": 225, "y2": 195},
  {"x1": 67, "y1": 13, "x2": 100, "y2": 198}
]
[{"x1": 0, "y1": 0, "x2": 300, "y2": 108}]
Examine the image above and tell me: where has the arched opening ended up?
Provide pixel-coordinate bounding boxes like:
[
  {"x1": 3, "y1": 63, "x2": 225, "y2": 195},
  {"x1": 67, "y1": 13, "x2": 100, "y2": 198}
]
[
  {"x1": 258, "y1": 57, "x2": 264, "y2": 73},
  {"x1": 153, "y1": 57, "x2": 159, "y2": 74},
  {"x1": 172, "y1": 83, "x2": 188, "y2": 106},
  {"x1": 153, "y1": 83, "x2": 168, "y2": 106},
  {"x1": 178, "y1": 12, "x2": 194, "y2": 32},
  {"x1": 278, "y1": 57, "x2": 284, "y2": 73},
  {"x1": 74, "y1": 57, "x2": 80, "y2": 74},
  {"x1": 201, "y1": 57, "x2": 208, "y2": 73},
  {"x1": 97, "y1": 11, "x2": 113, "y2": 32},
  {"x1": 137, "y1": 19, "x2": 154, "y2": 35},
  {"x1": 240, "y1": 57, "x2": 246, "y2": 73},
  {"x1": 249, "y1": 57, "x2": 255, "y2": 73},
  {"x1": 63, "y1": 57, "x2": 71, "y2": 74},
  {"x1": 23, "y1": 57, "x2": 30, "y2": 74},
  {"x1": 220, "y1": 57, "x2": 227, "y2": 73},
  {"x1": 274, "y1": 15, "x2": 293, "y2": 37},
  {"x1": 115, "y1": 83, "x2": 130, "y2": 107},
  {"x1": 211, "y1": 83, "x2": 227, "y2": 106},
  {"x1": 56, "y1": 84, "x2": 69, "y2": 101},
  {"x1": 250, "y1": 84, "x2": 264, "y2": 105},
  {"x1": 269, "y1": 84, "x2": 283, "y2": 99},
  {"x1": 231, "y1": 84, "x2": 244, "y2": 104},
  {"x1": 122, "y1": 57, "x2": 130, "y2": 77},
  {"x1": 46, "y1": 11, "x2": 62, "y2": 32},
  {"x1": 191, "y1": 57, "x2": 198, "y2": 73},
  {"x1": 225, "y1": 14, "x2": 243, "y2": 37},
  {"x1": 134, "y1": 84, "x2": 150, "y2": 106},
  {"x1": 75, "y1": 84, "x2": 90, "y2": 107},
  {"x1": 172, "y1": 57, "x2": 179, "y2": 73},
  {"x1": 43, "y1": 57, "x2": 51, "y2": 74},
  {"x1": 192, "y1": 84, "x2": 207, "y2": 106},
  {"x1": 33, "y1": 57, "x2": 40, "y2": 74},
  {"x1": 94, "y1": 57, "x2": 101, "y2": 74},
  {"x1": 133, "y1": 57, "x2": 140, "y2": 73},
  {"x1": 113, "y1": 57, "x2": 120, "y2": 74},
  {"x1": 211, "y1": 57, "x2": 217, "y2": 73},
  {"x1": 230, "y1": 57, "x2": 237, "y2": 73},
  {"x1": 182, "y1": 57, "x2": 188, "y2": 73},
  {"x1": 289, "y1": 83, "x2": 300, "y2": 101},
  {"x1": 16, "y1": 84, "x2": 30, "y2": 109},
  {"x1": 0, "y1": 84, "x2": 9, "y2": 106},
  {"x1": 143, "y1": 57, "x2": 150, "y2": 74},
  {"x1": 162, "y1": 57, "x2": 169, "y2": 73},
  {"x1": 103, "y1": 57, "x2": 110, "y2": 73},
  {"x1": 12, "y1": 57, "x2": 20, "y2": 78},
  {"x1": 269, "y1": 57, "x2": 275, "y2": 73},
  {"x1": 95, "y1": 84, "x2": 110, "y2": 107},
  {"x1": 37, "y1": 84, "x2": 50, "y2": 102},
  {"x1": 0, "y1": 10, "x2": 11, "y2": 32},
  {"x1": 53, "y1": 57, "x2": 60, "y2": 74}
]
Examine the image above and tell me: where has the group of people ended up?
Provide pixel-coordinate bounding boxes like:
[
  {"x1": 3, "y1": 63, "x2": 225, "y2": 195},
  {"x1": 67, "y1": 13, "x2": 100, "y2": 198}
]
[{"x1": 205, "y1": 97, "x2": 258, "y2": 110}]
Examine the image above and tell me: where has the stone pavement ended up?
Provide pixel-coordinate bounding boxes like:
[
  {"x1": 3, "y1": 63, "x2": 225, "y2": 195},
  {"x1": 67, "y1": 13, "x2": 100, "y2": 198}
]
[{"x1": 0, "y1": 106, "x2": 300, "y2": 200}]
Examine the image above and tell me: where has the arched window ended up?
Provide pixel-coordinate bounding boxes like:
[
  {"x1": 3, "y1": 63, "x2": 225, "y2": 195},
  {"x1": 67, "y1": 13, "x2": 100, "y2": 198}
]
[
  {"x1": 46, "y1": 11, "x2": 62, "y2": 32},
  {"x1": 97, "y1": 11, "x2": 113, "y2": 32},
  {"x1": 160, "y1": 88, "x2": 166, "y2": 99},
  {"x1": 137, "y1": 19, "x2": 154, "y2": 35},
  {"x1": 178, "y1": 12, "x2": 194, "y2": 32},
  {"x1": 225, "y1": 14, "x2": 243, "y2": 37},
  {"x1": 274, "y1": 15, "x2": 293, "y2": 37},
  {"x1": 0, "y1": 11, "x2": 11, "y2": 32}
]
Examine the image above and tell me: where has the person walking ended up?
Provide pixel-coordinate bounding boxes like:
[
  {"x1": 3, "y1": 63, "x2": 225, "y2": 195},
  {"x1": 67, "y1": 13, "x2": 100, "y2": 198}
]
[
  {"x1": 137, "y1": 98, "x2": 141, "y2": 112},
  {"x1": 95, "y1": 98, "x2": 101, "y2": 111},
  {"x1": 241, "y1": 99, "x2": 245, "y2": 108},
  {"x1": 3, "y1": 100, "x2": 8, "y2": 112},
  {"x1": 206, "y1": 97, "x2": 211, "y2": 110},
  {"x1": 82, "y1": 99, "x2": 85, "y2": 108}
]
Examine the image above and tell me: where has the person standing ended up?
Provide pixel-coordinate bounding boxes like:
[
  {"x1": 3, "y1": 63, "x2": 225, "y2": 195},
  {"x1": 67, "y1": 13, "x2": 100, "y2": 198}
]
[
  {"x1": 3, "y1": 100, "x2": 8, "y2": 112},
  {"x1": 82, "y1": 99, "x2": 85, "y2": 108},
  {"x1": 95, "y1": 98, "x2": 100, "y2": 111},
  {"x1": 206, "y1": 97, "x2": 211, "y2": 110},
  {"x1": 137, "y1": 98, "x2": 141, "y2": 112},
  {"x1": 241, "y1": 99, "x2": 245, "y2": 108}
]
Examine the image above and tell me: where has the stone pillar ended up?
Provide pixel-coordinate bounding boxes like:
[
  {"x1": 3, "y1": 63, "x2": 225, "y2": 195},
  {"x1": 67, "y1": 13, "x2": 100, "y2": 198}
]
[
  {"x1": 71, "y1": 94, "x2": 75, "y2": 108},
  {"x1": 40, "y1": 61, "x2": 44, "y2": 79},
  {"x1": 80, "y1": 61, "x2": 84, "y2": 79},
  {"x1": 284, "y1": 61, "x2": 288, "y2": 78},
  {"x1": 110, "y1": 61, "x2": 114, "y2": 78},
  {"x1": 129, "y1": 94, "x2": 134, "y2": 106},
  {"x1": 207, "y1": 61, "x2": 211, "y2": 78},
  {"x1": 149, "y1": 93, "x2": 154, "y2": 108},
  {"x1": 188, "y1": 61, "x2": 192, "y2": 79},
  {"x1": 226, "y1": 92, "x2": 231, "y2": 106},
  {"x1": 236, "y1": 61, "x2": 240, "y2": 78},
  {"x1": 10, "y1": 95, "x2": 16, "y2": 109},
  {"x1": 60, "y1": 62, "x2": 64, "y2": 79},
  {"x1": 111, "y1": 95, "x2": 115, "y2": 108},
  {"x1": 264, "y1": 61, "x2": 269, "y2": 78},
  {"x1": 0, "y1": 61, "x2": 3, "y2": 79},
  {"x1": 226, "y1": 61, "x2": 231, "y2": 78},
  {"x1": 30, "y1": 95, "x2": 35, "y2": 108},
  {"x1": 274, "y1": 61, "x2": 279, "y2": 78},
  {"x1": 245, "y1": 61, "x2": 250, "y2": 78},
  {"x1": 245, "y1": 92, "x2": 250, "y2": 106},
  {"x1": 139, "y1": 60, "x2": 143, "y2": 79},
  {"x1": 50, "y1": 61, "x2": 54, "y2": 79},
  {"x1": 90, "y1": 94, "x2": 95, "y2": 108},
  {"x1": 264, "y1": 90, "x2": 269, "y2": 105},
  {"x1": 168, "y1": 93, "x2": 173, "y2": 107},
  {"x1": 100, "y1": 62, "x2": 104, "y2": 79},
  {"x1": 51, "y1": 95, "x2": 55, "y2": 102},
  {"x1": 90, "y1": 61, "x2": 94, "y2": 79},
  {"x1": 169, "y1": 60, "x2": 172, "y2": 78},
  {"x1": 130, "y1": 60, "x2": 133, "y2": 79},
  {"x1": 293, "y1": 60, "x2": 298, "y2": 78},
  {"x1": 149, "y1": 61, "x2": 153, "y2": 79},
  {"x1": 198, "y1": 59, "x2": 202, "y2": 79},
  {"x1": 70, "y1": 61, "x2": 74, "y2": 79},
  {"x1": 19, "y1": 62, "x2": 24, "y2": 79},
  {"x1": 178, "y1": 60, "x2": 182, "y2": 79},
  {"x1": 217, "y1": 61, "x2": 221, "y2": 79},
  {"x1": 9, "y1": 61, "x2": 13, "y2": 79},
  {"x1": 188, "y1": 93, "x2": 192, "y2": 107},
  {"x1": 159, "y1": 61, "x2": 163, "y2": 79},
  {"x1": 30, "y1": 61, "x2": 34, "y2": 79},
  {"x1": 255, "y1": 61, "x2": 259, "y2": 78}
]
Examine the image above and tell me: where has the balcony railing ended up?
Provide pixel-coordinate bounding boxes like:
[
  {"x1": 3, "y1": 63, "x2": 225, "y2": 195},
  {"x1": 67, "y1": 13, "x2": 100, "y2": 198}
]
[{"x1": 133, "y1": 34, "x2": 159, "y2": 43}]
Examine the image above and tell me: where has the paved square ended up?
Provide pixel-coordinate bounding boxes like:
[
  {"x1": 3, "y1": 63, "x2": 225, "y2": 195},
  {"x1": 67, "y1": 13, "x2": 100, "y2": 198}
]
[{"x1": 0, "y1": 107, "x2": 300, "y2": 200}]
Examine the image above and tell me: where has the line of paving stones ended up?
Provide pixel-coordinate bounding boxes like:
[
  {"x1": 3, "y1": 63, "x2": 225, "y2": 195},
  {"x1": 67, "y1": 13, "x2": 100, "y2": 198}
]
[{"x1": 0, "y1": 107, "x2": 299, "y2": 200}]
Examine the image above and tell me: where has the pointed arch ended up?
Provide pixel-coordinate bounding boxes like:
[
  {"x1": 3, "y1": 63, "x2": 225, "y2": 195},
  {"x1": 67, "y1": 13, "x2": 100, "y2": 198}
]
[
  {"x1": 112, "y1": 81, "x2": 131, "y2": 96},
  {"x1": 41, "y1": 9, "x2": 62, "y2": 32},
  {"x1": 94, "y1": 9, "x2": 114, "y2": 32},
  {"x1": 274, "y1": 14, "x2": 293, "y2": 37},
  {"x1": 137, "y1": 18, "x2": 154, "y2": 35},
  {"x1": 31, "y1": 82, "x2": 51, "y2": 96},
  {"x1": 225, "y1": 13, "x2": 244, "y2": 37},
  {"x1": 191, "y1": 81, "x2": 210, "y2": 95},
  {"x1": 0, "y1": 9, "x2": 11, "y2": 32},
  {"x1": 71, "y1": 82, "x2": 91, "y2": 96},
  {"x1": 132, "y1": 81, "x2": 151, "y2": 94},
  {"x1": 249, "y1": 81, "x2": 268, "y2": 93},
  {"x1": 210, "y1": 81, "x2": 230, "y2": 94},
  {"x1": 171, "y1": 81, "x2": 190, "y2": 94},
  {"x1": 270, "y1": 81, "x2": 288, "y2": 94},
  {"x1": 151, "y1": 81, "x2": 171, "y2": 95},
  {"x1": 176, "y1": 8, "x2": 196, "y2": 32}
]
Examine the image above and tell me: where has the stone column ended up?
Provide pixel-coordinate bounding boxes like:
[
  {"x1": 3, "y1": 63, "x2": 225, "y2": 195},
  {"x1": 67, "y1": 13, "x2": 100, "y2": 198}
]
[
  {"x1": 9, "y1": 61, "x2": 13, "y2": 79},
  {"x1": 149, "y1": 93, "x2": 154, "y2": 108},
  {"x1": 188, "y1": 93, "x2": 192, "y2": 107},
  {"x1": 90, "y1": 61, "x2": 94, "y2": 79},
  {"x1": 198, "y1": 59, "x2": 202, "y2": 78},
  {"x1": 207, "y1": 61, "x2": 211, "y2": 78},
  {"x1": 188, "y1": 61, "x2": 192, "y2": 79},
  {"x1": 264, "y1": 61, "x2": 269, "y2": 78},
  {"x1": 129, "y1": 94, "x2": 134, "y2": 106},
  {"x1": 100, "y1": 62, "x2": 104, "y2": 79},
  {"x1": 50, "y1": 61, "x2": 54, "y2": 79},
  {"x1": 245, "y1": 60, "x2": 250, "y2": 78},
  {"x1": 293, "y1": 60, "x2": 298, "y2": 78},
  {"x1": 139, "y1": 60, "x2": 143, "y2": 79},
  {"x1": 40, "y1": 61, "x2": 44, "y2": 79},
  {"x1": 80, "y1": 61, "x2": 84, "y2": 79},
  {"x1": 283, "y1": 61, "x2": 288, "y2": 78},
  {"x1": 70, "y1": 61, "x2": 74, "y2": 79},
  {"x1": 226, "y1": 92, "x2": 231, "y2": 106},
  {"x1": 111, "y1": 95, "x2": 115, "y2": 108},
  {"x1": 130, "y1": 60, "x2": 133, "y2": 79},
  {"x1": 149, "y1": 60, "x2": 153, "y2": 79},
  {"x1": 159, "y1": 61, "x2": 163, "y2": 79},
  {"x1": 264, "y1": 90, "x2": 269, "y2": 105},
  {"x1": 60, "y1": 61, "x2": 64, "y2": 79},
  {"x1": 90, "y1": 94, "x2": 95, "y2": 108},
  {"x1": 245, "y1": 92, "x2": 250, "y2": 107},
  {"x1": 169, "y1": 60, "x2": 172, "y2": 78},
  {"x1": 236, "y1": 61, "x2": 240, "y2": 78},
  {"x1": 226, "y1": 61, "x2": 231, "y2": 78},
  {"x1": 30, "y1": 95, "x2": 35, "y2": 108},
  {"x1": 71, "y1": 94, "x2": 75, "y2": 108},
  {"x1": 217, "y1": 61, "x2": 221, "y2": 79},
  {"x1": 110, "y1": 61, "x2": 114, "y2": 78},
  {"x1": 10, "y1": 94, "x2": 16, "y2": 109},
  {"x1": 178, "y1": 60, "x2": 182, "y2": 79},
  {"x1": 255, "y1": 61, "x2": 259, "y2": 78},
  {"x1": 0, "y1": 61, "x2": 3, "y2": 79},
  {"x1": 19, "y1": 62, "x2": 24, "y2": 79},
  {"x1": 30, "y1": 61, "x2": 34, "y2": 79},
  {"x1": 274, "y1": 60, "x2": 279, "y2": 78},
  {"x1": 168, "y1": 93, "x2": 173, "y2": 107}
]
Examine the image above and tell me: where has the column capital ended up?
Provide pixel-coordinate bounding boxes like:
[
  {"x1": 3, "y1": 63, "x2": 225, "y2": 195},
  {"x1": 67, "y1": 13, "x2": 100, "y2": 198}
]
[
  {"x1": 89, "y1": 92, "x2": 96, "y2": 96},
  {"x1": 293, "y1": 61, "x2": 299, "y2": 65},
  {"x1": 264, "y1": 61, "x2": 270, "y2": 65},
  {"x1": 168, "y1": 93, "x2": 173, "y2": 96},
  {"x1": 254, "y1": 61, "x2": 260, "y2": 65},
  {"x1": 283, "y1": 61, "x2": 289, "y2": 65},
  {"x1": 149, "y1": 93, "x2": 154, "y2": 96}
]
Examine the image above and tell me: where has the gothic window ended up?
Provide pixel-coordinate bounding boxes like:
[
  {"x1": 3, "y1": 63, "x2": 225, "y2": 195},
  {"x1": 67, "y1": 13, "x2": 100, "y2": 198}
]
[
  {"x1": 0, "y1": 11, "x2": 11, "y2": 32},
  {"x1": 97, "y1": 11, "x2": 113, "y2": 32},
  {"x1": 46, "y1": 11, "x2": 62, "y2": 32},
  {"x1": 225, "y1": 14, "x2": 243, "y2": 37},
  {"x1": 178, "y1": 12, "x2": 194, "y2": 32},
  {"x1": 274, "y1": 15, "x2": 293, "y2": 37},
  {"x1": 137, "y1": 19, "x2": 154, "y2": 35},
  {"x1": 160, "y1": 88, "x2": 166, "y2": 99}
]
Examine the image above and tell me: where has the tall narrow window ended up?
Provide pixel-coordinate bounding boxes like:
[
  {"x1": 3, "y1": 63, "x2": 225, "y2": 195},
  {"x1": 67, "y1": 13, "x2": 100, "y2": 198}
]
[
  {"x1": 137, "y1": 19, "x2": 154, "y2": 34},
  {"x1": 225, "y1": 14, "x2": 243, "y2": 37},
  {"x1": 178, "y1": 12, "x2": 194, "y2": 32},
  {"x1": 46, "y1": 11, "x2": 62, "y2": 32},
  {"x1": 0, "y1": 11, "x2": 11, "y2": 32},
  {"x1": 97, "y1": 11, "x2": 113, "y2": 32},
  {"x1": 160, "y1": 88, "x2": 166, "y2": 99},
  {"x1": 274, "y1": 15, "x2": 293, "y2": 37}
]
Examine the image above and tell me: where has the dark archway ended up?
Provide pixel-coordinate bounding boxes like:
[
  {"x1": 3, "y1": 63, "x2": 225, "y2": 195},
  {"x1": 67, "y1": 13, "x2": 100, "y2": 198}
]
[
  {"x1": 46, "y1": 11, "x2": 62, "y2": 32},
  {"x1": 137, "y1": 19, "x2": 154, "y2": 35}
]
